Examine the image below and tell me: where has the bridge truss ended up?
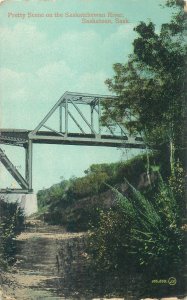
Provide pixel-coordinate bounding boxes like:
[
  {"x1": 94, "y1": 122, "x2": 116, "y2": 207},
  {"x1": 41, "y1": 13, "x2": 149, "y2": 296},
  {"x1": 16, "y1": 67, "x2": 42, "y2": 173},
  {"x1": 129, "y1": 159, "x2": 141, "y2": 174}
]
[{"x1": 0, "y1": 91, "x2": 145, "y2": 193}]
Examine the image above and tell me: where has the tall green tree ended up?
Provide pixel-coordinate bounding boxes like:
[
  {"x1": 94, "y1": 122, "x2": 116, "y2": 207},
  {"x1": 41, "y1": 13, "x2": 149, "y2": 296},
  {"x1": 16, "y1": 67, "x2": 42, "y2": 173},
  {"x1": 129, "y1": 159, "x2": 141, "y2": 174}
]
[{"x1": 102, "y1": 0, "x2": 187, "y2": 175}]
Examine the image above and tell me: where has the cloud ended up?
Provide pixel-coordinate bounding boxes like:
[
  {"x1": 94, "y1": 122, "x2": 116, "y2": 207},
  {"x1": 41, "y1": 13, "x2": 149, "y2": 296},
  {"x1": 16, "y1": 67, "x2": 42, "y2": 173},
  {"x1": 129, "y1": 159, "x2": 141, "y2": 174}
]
[
  {"x1": 74, "y1": 71, "x2": 108, "y2": 93},
  {"x1": 103, "y1": 24, "x2": 137, "y2": 61},
  {"x1": 0, "y1": 22, "x2": 136, "y2": 129},
  {"x1": 0, "y1": 22, "x2": 136, "y2": 190},
  {"x1": 52, "y1": 30, "x2": 103, "y2": 71},
  {"x1": 0, "y1": 24, "x2": 47, "y2": 68},
  {"x1": 36, "y1": 60, "x2": 76, "y2": 89},
  {"x1": 0, "y1": 22, "x2": 135, "y2": 71},
  {"x1": 0, "y1": 63, "x2": 109, "y2": 129}
]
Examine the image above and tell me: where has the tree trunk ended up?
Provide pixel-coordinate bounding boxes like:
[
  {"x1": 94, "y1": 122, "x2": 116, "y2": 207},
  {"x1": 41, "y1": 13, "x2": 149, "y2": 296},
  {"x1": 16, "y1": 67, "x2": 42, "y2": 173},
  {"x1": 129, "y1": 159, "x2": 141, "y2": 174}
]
[
  {"x1": 145, "y1": 146, "x2": 151, "y2": 185},
  {"x1": 169, "y1": 139, "x2": 175, "y2": 176}
]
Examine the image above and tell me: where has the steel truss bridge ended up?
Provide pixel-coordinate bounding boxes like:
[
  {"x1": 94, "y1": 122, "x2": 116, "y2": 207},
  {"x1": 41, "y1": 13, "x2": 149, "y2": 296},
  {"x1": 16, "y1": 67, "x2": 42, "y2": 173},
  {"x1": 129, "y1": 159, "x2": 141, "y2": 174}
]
[{"x1": 0, "y1": 91, "x2": 145, "y2": 194}]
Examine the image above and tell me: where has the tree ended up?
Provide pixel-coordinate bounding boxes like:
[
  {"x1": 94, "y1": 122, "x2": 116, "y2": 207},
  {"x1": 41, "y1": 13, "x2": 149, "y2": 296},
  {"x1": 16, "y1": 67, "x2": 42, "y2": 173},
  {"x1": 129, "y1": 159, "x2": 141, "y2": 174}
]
[{"x1": 102, "y1": 0, "x2": 187, "y2": 175}]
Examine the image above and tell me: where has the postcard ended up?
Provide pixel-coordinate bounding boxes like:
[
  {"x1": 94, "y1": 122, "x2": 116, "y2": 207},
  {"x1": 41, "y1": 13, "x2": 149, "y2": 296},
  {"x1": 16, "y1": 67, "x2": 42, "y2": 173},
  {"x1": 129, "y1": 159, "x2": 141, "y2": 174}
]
[{"x1": 0, "y1": 0, "x2": 186, "y2": 299}]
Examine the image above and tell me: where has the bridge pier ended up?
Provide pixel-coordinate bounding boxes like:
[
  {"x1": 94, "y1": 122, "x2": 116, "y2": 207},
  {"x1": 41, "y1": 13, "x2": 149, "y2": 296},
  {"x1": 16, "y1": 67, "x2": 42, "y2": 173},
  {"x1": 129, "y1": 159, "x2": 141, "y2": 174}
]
[
  {"x1": 27, "y1": 140, "x2": 33, "y2": 191},
  {"x1": 25, "y1": 140, "x2": 33, "y2": 191},
  {"x1": 25, "y1": 146, "x2": 29, "y2": 184}
]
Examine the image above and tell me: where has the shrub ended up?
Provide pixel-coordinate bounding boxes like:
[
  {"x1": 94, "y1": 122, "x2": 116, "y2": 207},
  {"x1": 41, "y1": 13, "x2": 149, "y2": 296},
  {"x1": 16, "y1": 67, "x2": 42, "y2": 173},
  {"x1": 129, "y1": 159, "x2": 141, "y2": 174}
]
[
  {"x1": 37, "y1": 154, "x2": 158, "y2": 230},
  {"x1": 87, "y1": 175, "x2": 185, "y2": 295},
  {"x1": 0, "y1": 198, "x2": 24, "y2": 269}
]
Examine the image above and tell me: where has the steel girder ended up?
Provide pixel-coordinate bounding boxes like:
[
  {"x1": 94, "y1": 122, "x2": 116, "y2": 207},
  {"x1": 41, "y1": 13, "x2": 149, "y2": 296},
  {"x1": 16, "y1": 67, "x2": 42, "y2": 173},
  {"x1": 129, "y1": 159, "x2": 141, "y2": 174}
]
[{"x1": 0, "y1": 91, "x2": 145, "y2": 193}]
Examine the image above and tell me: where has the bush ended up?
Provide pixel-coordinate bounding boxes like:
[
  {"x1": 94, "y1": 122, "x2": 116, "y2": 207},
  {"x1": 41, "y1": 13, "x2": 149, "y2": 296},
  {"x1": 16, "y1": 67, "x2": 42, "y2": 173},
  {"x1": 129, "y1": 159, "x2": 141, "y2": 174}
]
[
  {"x1": 0, "y1": 198, "x2": 24, "y2": 269},
  {"x1": 87, "y1": 175, "x2": 185, "y2": 296},
  {"x1": 168, "y1": 160, "x2": 186, "y2": 219},
  {"x1": 37, "y1": 154, "x2": 159, "y2": 230}
]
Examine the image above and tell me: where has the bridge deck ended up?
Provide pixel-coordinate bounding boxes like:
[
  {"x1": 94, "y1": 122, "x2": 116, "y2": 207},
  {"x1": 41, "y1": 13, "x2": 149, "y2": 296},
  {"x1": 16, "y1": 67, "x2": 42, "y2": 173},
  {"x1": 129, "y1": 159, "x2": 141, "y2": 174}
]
[{"x1": 0, "y1": 129, "x2": 145, "y2": 148}]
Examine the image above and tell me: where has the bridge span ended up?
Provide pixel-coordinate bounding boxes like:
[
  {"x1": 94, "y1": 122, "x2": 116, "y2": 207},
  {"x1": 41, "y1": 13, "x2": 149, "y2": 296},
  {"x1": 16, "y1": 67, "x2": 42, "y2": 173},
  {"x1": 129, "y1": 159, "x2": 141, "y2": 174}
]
[
  {"x1": 0, "y1": 91, "x2": 145, "y2": 193},
  {"x1": 0, "y1": 129, "x2": 143, "y2": 148}
]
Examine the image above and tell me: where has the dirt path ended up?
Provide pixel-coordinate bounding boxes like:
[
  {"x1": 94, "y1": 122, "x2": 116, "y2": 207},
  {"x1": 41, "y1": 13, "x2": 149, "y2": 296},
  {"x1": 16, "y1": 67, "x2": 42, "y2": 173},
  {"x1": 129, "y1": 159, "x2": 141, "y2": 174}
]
[
  {"x1": 1, "y1": 219, "x2": 186, "y2": 300},
  {"x1": 1, "y1": 219, "x2": 87, "y2": 300}
]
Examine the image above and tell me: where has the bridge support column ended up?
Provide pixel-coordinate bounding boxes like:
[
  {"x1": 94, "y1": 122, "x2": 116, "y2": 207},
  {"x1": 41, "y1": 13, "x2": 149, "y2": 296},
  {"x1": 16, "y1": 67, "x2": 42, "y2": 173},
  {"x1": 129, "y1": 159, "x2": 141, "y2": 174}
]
[
  {"x1": 25, "y1": 140, "x2": 33, "y2": 191},
  {"x1": 25, "y1": 146, "x2": 29, "y2": 183},
  {"x1": 65, "y1": 99, "x2": 68, "y2": 136}
]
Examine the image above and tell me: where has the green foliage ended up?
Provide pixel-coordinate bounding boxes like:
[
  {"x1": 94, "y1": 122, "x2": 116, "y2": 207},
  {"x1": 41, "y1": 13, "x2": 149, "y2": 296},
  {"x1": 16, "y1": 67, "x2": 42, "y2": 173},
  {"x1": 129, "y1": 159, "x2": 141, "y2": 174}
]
[
  {"x1": 88, "y1": 208, "x2": 133, "y2": 273},
  {"x1": 65, "y1": 201, "x2": 103, "y2": 232},
  {"x1": 102, "y1": 1, "x2": 187, "y2": 174},
  {"x1": 0, "y1": 198, "x2": 24, "y2": 269},
  {"x1": 168, "y1": 160, "x2": 186, "y2": 218},
  {"x1": 88, "y1": 176, "x2": 184, "y2": 280},
  {"x1": 37, "y1": 154, "x2": 157, "y2": 230},
  {"x1": 87, "y1": 3, "x2": 186, "y2": 295}
]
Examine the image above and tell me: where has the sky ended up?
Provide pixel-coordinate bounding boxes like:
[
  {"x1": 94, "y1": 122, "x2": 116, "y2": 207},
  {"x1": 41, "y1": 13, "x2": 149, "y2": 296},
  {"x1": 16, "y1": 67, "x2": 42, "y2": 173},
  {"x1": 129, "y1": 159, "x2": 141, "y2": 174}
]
[{"x1": 0, "y1": 0, "x2": 173, "y2": 192}]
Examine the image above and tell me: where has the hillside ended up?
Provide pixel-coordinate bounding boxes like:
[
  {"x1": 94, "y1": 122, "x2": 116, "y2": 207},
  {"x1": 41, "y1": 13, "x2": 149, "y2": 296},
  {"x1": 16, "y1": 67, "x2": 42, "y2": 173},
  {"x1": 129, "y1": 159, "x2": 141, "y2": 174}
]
[{"x1": 37, "y1": 153, "x2": 159, "y2": 231}]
